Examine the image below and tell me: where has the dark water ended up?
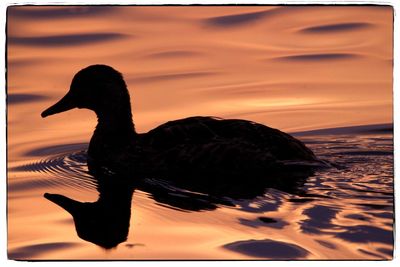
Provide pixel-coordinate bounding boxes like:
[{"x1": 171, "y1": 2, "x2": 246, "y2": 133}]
[{"x1": 8, "y1": 129, "x2": 393, "y2": 260}]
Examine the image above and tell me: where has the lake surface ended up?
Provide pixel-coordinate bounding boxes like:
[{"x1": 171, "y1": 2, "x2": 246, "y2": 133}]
[{"x1": 7, "y1": 5, "x2": 393, "y2": 260}]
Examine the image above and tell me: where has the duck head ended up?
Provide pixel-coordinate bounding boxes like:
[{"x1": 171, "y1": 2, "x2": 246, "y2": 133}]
[{"x1": 41, "y1": 65, "x2": 132, "y2": 120}]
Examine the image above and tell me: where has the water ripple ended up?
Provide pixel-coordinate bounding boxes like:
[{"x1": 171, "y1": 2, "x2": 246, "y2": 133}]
[
  {"x1": 224, "y1": 238, "x2": 310, "y2": 259},
  {"x1": 8, "y1": 6, "x2": 117, "y2": 19},
  {"x1": 8, "y1": 242, "x2": 80, "y2": 260},
  {"x1": 9, "y1": 33, "x2": 128, "y2": 47},
  {"x1": 8, "y1": 93, "x2": 48, "y2": 105},
  {"x1": 300, "y1": 22, "x2": 372, "y2": 33},
  {"x1": 205, "y1": 9, "x2": 272, "y2": 27},
  {"x1": 274, "y1": 53, "x2": 358, "y2": 61},
  {"x1": 10, "y1": 150, "x2": 97, "y2": 192}
]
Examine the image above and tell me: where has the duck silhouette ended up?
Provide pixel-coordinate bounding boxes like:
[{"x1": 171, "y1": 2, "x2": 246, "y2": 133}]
[{"x1": 41, "y1": 65, "x2": 323, "y2": 182}]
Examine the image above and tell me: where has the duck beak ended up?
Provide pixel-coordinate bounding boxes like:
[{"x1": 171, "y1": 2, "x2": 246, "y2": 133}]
[
  {"x1": 41, "y1": 91, "x2": 76, "y2": 118},
  {"x1": 44, "y1": 192, "x2": 81, "y2": 215}
]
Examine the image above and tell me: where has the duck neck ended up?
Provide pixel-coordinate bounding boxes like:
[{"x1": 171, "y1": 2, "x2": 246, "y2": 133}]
[
  {"x1": 96, "y1": 110, "x2": 136, "y2": 134},
  {"x1": 88, "y1": 108, "x2": 138, "y2": 159},
  {"x1": 95, "y1": 108, "x2": 138, "y2": 142}
]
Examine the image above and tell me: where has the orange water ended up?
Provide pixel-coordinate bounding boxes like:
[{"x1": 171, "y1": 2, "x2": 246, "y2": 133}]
[{"x1": 7, "y1": 5, "x2": 393, "y2": 260}]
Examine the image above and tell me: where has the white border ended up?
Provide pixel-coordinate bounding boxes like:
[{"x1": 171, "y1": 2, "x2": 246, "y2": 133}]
[
  {"x1": 0, "y1": 0, "x2": 398, "y2": 266},
  {"x1": 1, "y1": 0, "x2": 398, "y2": 5}
]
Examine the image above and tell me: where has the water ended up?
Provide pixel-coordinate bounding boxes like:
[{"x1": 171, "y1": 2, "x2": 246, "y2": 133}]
[
  {"x1": 7, "y1": 5, "x2": 393, "y2": 260},
  {"x1": 8, "y1": 129, "x2": 394, "y2": 260}
]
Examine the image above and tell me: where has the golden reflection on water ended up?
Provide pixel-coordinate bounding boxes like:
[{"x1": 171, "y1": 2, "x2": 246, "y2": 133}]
[{"x1": 7, "y1": 5, "x2": 393, "y2": 260}]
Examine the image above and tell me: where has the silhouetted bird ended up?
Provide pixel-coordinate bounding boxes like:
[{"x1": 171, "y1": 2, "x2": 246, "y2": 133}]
[{"x1": 41, "y1": 65, "x2": 324, "y2": 183}]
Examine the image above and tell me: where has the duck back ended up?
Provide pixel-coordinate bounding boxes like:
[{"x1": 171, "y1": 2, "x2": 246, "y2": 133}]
[
  {"x1": 143, "y1": 116, "x2": 315, "y2": 160},
  {"x1": 132, "y1": 116, "x2": 317, "y2": 179}
]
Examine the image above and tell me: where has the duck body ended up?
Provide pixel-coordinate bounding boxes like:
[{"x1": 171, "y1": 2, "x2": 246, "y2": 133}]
[
  {"x1": 42, "y1": 65, "x2": 321, "y2": 182},
  {"x1": 88, "y1": 116, "x2": 318, "y2": 180}
]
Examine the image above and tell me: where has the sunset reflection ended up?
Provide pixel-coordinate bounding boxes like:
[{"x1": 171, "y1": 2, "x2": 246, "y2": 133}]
[{"x1": 7, "y1": 5, "x2": 393, "y2": 260}]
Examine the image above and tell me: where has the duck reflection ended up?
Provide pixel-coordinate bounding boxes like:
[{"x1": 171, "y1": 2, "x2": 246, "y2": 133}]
[
  {"x1": 44, "y1": 166, "x2": 313, "y2": 249},
  {"x1": 44, "y1": 177, "x2": 134, "y2": 249}
]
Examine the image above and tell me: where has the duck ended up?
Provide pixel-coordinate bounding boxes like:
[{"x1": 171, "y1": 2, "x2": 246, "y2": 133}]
[{"x1": 41, "y1": 64, "x2": 322, "y2": 182}]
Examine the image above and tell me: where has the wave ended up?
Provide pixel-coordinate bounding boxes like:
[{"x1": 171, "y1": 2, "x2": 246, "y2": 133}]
[
  {"x1": 300, "y1": 22, "x2": 372, "y2": 33},
  {"x1": 9, "y1": 33, "x2": 128, "y2": 47},
  {"x1": 292, "y1": 123, "x2": 393, "y2": 136}
]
